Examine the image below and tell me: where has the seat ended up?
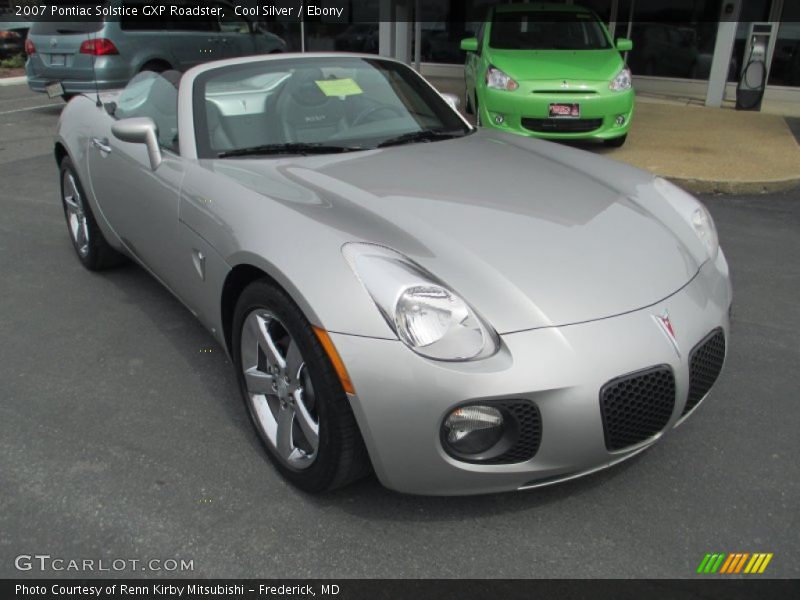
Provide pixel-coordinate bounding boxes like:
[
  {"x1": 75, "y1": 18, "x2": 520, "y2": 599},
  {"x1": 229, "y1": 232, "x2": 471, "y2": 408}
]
[{"x1": 273, "y1": 68, "x2": 346, "y2": 143}]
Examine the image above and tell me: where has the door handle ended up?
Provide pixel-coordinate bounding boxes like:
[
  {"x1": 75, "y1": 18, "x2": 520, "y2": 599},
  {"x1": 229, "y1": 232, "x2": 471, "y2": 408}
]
[{"x1": 91, "y1": 137, "x2": 112, "y2": 153}]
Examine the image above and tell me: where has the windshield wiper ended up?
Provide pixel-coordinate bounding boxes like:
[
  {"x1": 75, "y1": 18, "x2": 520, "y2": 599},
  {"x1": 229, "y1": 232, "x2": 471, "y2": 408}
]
[
  {"x1": 218, "y1": 143, "x2": 365, "y2": 158},
  {"x1": 377, "y1": 129, "x2": 466, "y2": 148}
]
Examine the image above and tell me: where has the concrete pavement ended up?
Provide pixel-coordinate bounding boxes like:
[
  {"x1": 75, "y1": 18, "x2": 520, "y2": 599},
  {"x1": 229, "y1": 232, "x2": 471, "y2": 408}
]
[{"x1": 1, "y1": 85, "x2": 799, "y2": 579}]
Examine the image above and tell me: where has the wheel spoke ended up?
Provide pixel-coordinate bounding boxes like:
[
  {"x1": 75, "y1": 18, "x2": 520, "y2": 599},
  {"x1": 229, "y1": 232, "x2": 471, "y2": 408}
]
[
  {"x1": 285, "y1": 340, "x2": 303, "y2": 381},
  {"x1": 244, "y1": 366, "x2": 273, "y2": 395},
  {"x1": 255, "y1": 315, "x2": 285, "y2": 370},
  {"x1": 275, "y1": 404, "x2": 294, "y2": 460},
  {"x1": 64, "y1": 195, "x2": 82, "y2": 215},
  {"x1": 292, "y1": 391, "x2": 319, "y2": 452}
]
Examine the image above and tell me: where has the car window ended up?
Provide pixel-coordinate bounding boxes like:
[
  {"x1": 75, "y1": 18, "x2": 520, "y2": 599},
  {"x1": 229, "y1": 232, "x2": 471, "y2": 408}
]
[
  {"x1": 490, "y1": 10, "x2": 610, "y2": 50},
  {"x1": 193, "y1": 57, "x2": 471, "y2": 158},
  {"x1": 167, "y1": 1, "x2": 219, "y2": 32},
  {"x1": 114, "y1": 71, "x2": 180, "y2": 153},
  {"x1": 217, "y1": 3, "x2": 250, "y2": 34}
]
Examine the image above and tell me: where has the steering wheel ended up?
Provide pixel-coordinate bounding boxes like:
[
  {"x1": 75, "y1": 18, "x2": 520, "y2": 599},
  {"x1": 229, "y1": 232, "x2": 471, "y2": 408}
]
[{"x1": 351, "y1": 104, "x2": 405, "y2": 128}]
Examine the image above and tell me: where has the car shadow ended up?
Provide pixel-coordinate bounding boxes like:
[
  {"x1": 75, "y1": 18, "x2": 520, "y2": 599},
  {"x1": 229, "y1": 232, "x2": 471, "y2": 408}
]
[{"x1": 304, "y1": 452, "x2": 645, "y2": 522}]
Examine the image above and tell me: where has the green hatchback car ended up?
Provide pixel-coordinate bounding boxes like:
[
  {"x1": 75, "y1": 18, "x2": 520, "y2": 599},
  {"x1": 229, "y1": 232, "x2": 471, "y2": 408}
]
[{"x1": 462, "y1": 3, "x2": 634, "y2": 147}]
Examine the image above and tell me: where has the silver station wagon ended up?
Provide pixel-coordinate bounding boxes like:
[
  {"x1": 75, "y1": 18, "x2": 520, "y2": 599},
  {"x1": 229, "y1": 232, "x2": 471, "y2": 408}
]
[{"x1": 25, "y1": 0, "x2": 284, "y2": 100}]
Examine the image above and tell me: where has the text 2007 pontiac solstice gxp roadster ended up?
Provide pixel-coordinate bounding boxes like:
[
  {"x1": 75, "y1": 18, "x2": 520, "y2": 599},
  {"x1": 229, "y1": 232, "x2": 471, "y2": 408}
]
[{"x1": 54, "y1": 53, "x2": 731, "y2": 495}]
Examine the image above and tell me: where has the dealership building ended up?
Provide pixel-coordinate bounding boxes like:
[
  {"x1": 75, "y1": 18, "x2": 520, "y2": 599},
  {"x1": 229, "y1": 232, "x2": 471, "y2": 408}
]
[
  {"x1": 3, "y1": 0, "x2": 799, "y2": 111},
  {"x1": 268, "y1": 0, "x2": 799, "y2": 113}
]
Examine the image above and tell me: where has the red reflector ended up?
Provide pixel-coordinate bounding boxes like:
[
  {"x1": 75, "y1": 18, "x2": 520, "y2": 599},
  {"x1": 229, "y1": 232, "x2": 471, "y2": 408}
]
[
  {"x1": 25, "y1": 38, "x2": 36, "y2": 55},
  {"x1": 79, "y1": 38, "x2": 119, "y2": 56}
]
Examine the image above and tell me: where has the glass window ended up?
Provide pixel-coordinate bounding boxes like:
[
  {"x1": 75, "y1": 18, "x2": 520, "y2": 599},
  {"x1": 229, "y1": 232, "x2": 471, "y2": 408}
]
[
  {"x1": 624, "y1": 0, "x2": 722, "y2": 80},
  {"x1": 218, "y1": 4, "x2": 251, "y2": 34},
  {"x1": 768, "y1": 2, "x2": 800, "y2": 87},
  {"x1": 193, "y1": 57, "x2": 471, "y2": 157},
  {"x1": 489, "y1": 9, "x2": 611, "y2": 50},
  {"x1": 114, "y1": 71, "x2": 180, "y2": 153},
  {"x1": 304, "y1": 1, "x2": 379, "y2": 53}
]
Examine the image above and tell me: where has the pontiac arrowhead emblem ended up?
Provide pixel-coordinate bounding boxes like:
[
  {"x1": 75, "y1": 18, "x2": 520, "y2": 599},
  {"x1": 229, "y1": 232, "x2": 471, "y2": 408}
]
[{"x1": 653, "y1": 310, "x2": 680, "y2": 356}]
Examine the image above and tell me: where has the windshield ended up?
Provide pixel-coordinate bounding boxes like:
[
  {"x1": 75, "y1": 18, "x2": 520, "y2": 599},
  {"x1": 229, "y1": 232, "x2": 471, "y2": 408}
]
[
  {"x1": 490, "y1": 10, "x2": 611, "y2": 50},
  {"x1": 193, "y1": 57, "x2": 471, "y2": 159}
]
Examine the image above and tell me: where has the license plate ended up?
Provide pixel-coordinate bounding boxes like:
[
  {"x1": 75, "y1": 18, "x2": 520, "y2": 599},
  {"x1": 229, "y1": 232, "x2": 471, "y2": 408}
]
[
  {"x1": 549, "y1": 103, "x2": 580, "y2": 118},
  {"x1": 50, "y1": 54, "x2": 66, "y2": 66},
  {"x1": 45, "y1": 82, "x2": 64, "y2": 99}
]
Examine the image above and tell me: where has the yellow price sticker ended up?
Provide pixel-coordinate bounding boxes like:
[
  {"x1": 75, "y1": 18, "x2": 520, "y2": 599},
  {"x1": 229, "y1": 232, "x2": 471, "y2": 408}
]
[{"x1": 315, "y1": 78, "x2": 363, "y2": 97}]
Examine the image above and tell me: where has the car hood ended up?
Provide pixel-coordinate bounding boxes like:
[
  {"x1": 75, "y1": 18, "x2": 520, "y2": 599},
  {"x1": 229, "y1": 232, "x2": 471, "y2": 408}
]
[
  {"x1": 488, "y1": 48, "x2": 623, "y2": 82},
  {"x1": 207, "y1": 130, "x2": 705, "y2": 334}
]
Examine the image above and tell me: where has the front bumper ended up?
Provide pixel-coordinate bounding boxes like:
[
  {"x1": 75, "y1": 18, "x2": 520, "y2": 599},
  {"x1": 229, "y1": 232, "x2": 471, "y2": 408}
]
[
  {"x1": 479, "y1": 80, "x2": 634, "y2": 141},
  {"x1": 332, "y1": 251, "x2": 731, "y2": 495}
]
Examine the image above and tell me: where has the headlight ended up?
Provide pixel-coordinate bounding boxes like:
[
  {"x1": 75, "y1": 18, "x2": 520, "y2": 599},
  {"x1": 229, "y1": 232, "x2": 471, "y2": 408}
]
[
  {"x1": 609, "y1": 67, "x2": 632, "y2": 91},
  {"x1": 342, "y1": 243, "x2": 500, "y2": 361},
  {"x1": 486, "y1": 65, "x2": 519, "y2": 91},
  {"x1": 654, "y1": 177, "x2": 719, "y2": 259}
]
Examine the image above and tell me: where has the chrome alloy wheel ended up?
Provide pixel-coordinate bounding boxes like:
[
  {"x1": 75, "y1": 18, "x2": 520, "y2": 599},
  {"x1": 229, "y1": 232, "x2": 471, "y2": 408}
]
[
  {"x1": 62, "y1": 170, "x2": 89, "y2": 257},
  {"x1": 240, "y1": 310, "x2": 320, "y2": 470}
]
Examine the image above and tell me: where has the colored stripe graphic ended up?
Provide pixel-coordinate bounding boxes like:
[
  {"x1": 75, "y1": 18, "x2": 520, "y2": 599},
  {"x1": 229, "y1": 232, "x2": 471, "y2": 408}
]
[{"x1": 702, "y1": 552, "x2": 774, "y2": 575}]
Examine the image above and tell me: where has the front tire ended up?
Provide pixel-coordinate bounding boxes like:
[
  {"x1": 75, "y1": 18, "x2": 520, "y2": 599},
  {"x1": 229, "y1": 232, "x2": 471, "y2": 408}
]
[
  {"x1": 59, "y1": 157, "x2": 125, "y2": 270},
  {"x1": 604, "y1": 134, "x2": 627, "y2": 148},
  {"x1": 232, "y1": 279, "x2": 370, "y2": 493}
]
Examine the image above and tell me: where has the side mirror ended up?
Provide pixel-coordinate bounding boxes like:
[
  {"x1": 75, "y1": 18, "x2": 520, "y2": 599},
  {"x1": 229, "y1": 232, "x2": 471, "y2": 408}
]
[
  {"x1": 460, "y1": 37, "x2": 479, "y2": 52},
  {"x1": 111, "y1": 117, "x2": 162, "y2": 171},
  {"x1": 441, "y1": 93, "x2": 461, "y2": 111},
  {"x1": 616, "y1": 38, "x2": 633, "y2": 52}
]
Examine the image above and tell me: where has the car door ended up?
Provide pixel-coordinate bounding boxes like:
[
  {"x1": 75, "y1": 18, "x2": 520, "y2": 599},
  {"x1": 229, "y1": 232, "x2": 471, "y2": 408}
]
[
  {"x1": 465, "y1": 21, "x2": 486, "y2": 108},
  {"x1": 86, "y1": 73, "x2": 188, "y2": 294}
]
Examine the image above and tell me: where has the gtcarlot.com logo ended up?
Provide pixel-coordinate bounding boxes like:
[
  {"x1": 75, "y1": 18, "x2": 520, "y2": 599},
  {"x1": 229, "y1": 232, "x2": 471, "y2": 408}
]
[
  {"x1": 696, "y1": 552, "x2": 773, "y2": 574},
  {"x1": 14, "y1": 554, "x2": 194, "y2": 573}
]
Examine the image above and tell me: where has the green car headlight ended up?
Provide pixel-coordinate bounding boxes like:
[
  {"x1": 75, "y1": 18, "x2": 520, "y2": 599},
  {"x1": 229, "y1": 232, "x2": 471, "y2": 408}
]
[
  {"x1": 609, "y1": 67, "x2": 632, "y2": 91},
  {"x1": 486, "y1": 65, "x2": 519, "y2": 91}
]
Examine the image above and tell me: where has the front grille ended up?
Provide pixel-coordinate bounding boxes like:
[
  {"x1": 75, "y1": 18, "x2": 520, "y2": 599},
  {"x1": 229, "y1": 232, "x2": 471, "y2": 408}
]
[
  {"x1": 600, "y1": 366, "x2": 676, "y2": 451},
  {"x1": 486, "y1": 400, "x2": 542, "y2": 464},
  {"x1": 522, "y1": 117, "x2": 604, "y2": 133},
  {"x1": 683, "y1": 328, "x2": 726, "y2": 416}
]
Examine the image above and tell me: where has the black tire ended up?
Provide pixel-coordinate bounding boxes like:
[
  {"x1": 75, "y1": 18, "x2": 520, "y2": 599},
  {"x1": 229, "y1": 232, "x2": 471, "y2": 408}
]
[
  {"x1": 604, "y1": 134, "x2": 627, "y2": 148},
  {"x1": 59, "y1": 157, "x2": 126, "y2": 271},
  {"x1": 464, "y1": 87, "x2": 473, "y2": 115},
  {"x1": 474, "y1": 94, "x2": 482, "y2": 127},
  {"x1": 232, "y1": 279, "x2": 371, "y2": 493}
]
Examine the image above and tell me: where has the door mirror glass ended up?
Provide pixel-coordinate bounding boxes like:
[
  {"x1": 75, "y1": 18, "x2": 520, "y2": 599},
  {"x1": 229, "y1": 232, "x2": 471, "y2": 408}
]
[
  {"x1": 616, "y1": 38, "x2": 633, "y2": 52},
  {"x1": 460, "y1": 37, "x2": 479, "y2": 52},
  {"x1": 111, "y1": 117, "x2": 162, "y2": 171}
]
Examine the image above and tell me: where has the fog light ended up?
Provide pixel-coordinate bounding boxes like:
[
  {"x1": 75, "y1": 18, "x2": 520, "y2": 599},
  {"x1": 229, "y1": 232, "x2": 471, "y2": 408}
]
[
  {"x1": 615, "y1": 115, "x2": 626, "y2": 126},
  {"x1": 494, "y1": 114, "x2": 505, "y2": 125},
  {"x1": 443, "y1": 405, "x2": 504, "y2": 455}
]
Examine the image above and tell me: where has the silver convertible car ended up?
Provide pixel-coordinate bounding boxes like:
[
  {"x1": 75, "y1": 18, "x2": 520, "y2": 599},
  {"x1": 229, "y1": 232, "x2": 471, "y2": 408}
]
[{"x1": 54, "y1": 53, "x2": 731, "y2": 495}]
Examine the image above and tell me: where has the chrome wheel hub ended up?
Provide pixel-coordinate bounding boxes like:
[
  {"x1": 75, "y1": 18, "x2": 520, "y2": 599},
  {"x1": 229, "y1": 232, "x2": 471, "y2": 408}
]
[
  {"x1": 240, "y1": 310, "x2": 319, "y2": 470},
  {"x1": 62, "y1": 171, "x2": 89, "y2": 257}
]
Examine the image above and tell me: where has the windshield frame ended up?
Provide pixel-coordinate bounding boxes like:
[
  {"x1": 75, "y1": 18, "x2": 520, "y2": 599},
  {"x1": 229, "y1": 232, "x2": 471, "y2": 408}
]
[
  {"x1": 488, "y1": 9, "x2": 612, "y2": 51},
  {"x1": 192, "y1": 56, "x2": 472, "y2": 160}
]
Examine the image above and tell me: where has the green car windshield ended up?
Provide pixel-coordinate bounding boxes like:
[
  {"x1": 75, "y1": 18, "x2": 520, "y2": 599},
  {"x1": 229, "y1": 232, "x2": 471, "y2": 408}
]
[{"x1": 490, "y1": 11, "x2": 611, "y2": 51}]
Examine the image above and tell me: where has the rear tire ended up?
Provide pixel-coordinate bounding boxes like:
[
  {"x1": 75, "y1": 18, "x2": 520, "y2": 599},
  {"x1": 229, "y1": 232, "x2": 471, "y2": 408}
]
[
  {"x1": 59, "y1": 157, "x2": 126, "y2": 271},
  {"x1": 232, "y1": 279, "x2": 371, "y2": 493},
  {"x1": 604, "y1": 134, "x2": 627, "y2": 148},
  {"x1": 139, "y1": 60, "x2": 171, "y2": 74}
]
